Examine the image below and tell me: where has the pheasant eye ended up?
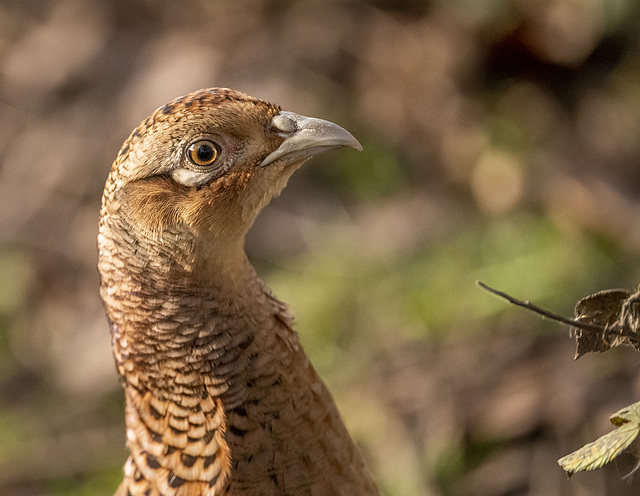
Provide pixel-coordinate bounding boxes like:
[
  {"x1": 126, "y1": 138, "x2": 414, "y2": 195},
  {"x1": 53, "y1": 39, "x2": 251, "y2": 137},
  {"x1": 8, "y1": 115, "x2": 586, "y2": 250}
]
[{"x1": 188, "y1": 140, "x2": 219, "y2": 166}]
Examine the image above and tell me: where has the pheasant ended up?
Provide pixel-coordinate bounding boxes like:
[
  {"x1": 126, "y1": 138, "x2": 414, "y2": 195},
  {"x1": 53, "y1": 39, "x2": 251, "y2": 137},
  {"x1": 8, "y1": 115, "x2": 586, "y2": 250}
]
[{"x1": 98, "y1": 88, "x2": 380, "y2": 496}]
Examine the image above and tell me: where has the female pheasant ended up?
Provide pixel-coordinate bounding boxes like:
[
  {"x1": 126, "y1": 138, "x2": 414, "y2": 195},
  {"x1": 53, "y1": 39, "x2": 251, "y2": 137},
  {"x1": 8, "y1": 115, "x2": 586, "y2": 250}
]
[{"x1": 97, "y1": 88, "x2": 380, "y2": 496}]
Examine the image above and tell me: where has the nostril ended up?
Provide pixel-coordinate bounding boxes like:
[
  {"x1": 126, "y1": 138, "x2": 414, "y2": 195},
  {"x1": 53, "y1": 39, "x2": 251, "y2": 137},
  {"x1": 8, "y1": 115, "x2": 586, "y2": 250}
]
[{"x1": 271, "y1": 114, "x2": 296, "y2": 135}]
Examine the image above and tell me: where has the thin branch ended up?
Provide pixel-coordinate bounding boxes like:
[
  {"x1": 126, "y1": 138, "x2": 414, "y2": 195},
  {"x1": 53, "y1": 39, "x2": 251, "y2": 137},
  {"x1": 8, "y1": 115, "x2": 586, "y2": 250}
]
[{"x1": 476, "y1": 281, "x2": 604, "y2": 332}]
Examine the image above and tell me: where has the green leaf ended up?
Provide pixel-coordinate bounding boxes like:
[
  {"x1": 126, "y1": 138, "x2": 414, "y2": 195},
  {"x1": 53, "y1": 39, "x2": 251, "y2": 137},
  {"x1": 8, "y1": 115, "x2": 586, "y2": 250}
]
[
  {"x1": 610, "y1": 400, "x2": 640, "y2": 427},
  {"x1": 558, "y1": 407, "x2": 640, "y2": 476}
]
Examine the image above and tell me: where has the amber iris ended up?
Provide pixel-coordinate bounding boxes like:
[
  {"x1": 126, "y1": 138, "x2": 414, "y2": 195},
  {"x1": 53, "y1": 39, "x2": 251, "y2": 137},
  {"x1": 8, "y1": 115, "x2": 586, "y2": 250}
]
[{"x1": 188, "y1": 140, "x2": 219, "y2": 166}]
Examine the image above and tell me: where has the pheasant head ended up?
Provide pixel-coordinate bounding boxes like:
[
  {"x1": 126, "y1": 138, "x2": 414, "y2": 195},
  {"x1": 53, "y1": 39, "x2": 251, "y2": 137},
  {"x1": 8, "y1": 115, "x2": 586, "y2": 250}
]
[{"x1": 101, "y1": 88, "x2": 359, "y2": 266}]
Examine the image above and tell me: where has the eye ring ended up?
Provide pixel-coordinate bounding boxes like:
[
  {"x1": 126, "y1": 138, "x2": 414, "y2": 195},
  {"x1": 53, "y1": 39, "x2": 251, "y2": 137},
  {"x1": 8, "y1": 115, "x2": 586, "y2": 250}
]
[{"x1": 187, "y1": 140, "x2": 220, "y2": 167}]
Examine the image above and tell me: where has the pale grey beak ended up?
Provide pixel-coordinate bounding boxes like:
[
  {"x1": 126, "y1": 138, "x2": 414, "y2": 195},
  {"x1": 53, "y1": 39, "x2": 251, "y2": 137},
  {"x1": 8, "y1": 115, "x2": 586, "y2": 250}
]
[{"x1": 261, "y1": 111, "x2": 362, "y2": 167}]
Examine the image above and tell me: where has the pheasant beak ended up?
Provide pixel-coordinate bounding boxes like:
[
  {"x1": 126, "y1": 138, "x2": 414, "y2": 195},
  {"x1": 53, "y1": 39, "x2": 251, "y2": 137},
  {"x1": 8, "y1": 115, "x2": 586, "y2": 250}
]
[{"x1": 261, "y1": 111, "x2": 362, "y2": 167}]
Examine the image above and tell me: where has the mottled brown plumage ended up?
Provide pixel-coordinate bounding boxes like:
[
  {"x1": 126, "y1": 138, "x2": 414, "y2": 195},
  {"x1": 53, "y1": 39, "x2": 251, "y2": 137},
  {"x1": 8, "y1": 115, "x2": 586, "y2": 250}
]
[{"x1": 98, "y1": 88, "x2": 379, "y2": 495}]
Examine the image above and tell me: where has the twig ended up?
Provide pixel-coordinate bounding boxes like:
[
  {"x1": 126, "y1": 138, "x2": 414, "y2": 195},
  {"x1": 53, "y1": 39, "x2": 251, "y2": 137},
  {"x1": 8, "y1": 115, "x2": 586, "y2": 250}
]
[{"x1": 476, "y1": 281, "x2": 604, "y2": 332}]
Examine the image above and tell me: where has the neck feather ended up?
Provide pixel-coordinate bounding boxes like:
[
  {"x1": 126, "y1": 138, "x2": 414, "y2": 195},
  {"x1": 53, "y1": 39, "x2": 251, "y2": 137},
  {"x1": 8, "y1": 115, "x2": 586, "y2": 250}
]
[{"x1": 99, "y1": 215, "x2": 309, "y2": 494}]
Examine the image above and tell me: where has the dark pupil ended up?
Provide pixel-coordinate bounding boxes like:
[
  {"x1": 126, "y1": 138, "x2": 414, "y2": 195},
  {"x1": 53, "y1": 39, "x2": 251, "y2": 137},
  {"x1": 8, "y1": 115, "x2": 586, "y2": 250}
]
[{"x1": 196, "y1": 144, "x2": 214, "y2": 162}]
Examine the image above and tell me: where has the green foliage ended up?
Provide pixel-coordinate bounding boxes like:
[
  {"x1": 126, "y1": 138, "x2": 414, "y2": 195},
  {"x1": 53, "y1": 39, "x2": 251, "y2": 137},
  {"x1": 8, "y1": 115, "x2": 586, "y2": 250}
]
[
  {"x1": 558, "y1": 401, "x2": 640, "y2": 476},
  {"x1": 324, "y1": 139, "x2": 408, "y2": 200},
  {"x1": 47, "y1": 466, "x2": 123, "y2": 496},
  {"x1": 269, "y1": 212, "x2": 623, "y2": 376}
]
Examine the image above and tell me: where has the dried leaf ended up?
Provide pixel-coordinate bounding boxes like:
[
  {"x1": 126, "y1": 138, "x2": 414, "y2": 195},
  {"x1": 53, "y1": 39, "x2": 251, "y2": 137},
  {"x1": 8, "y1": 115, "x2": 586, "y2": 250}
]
[
  {"x1": 573, "y1": 289, "x2": 632, "y2": 358},
  {"x1": 574, "y1": 289, "x2": 633, "y2": 326}
]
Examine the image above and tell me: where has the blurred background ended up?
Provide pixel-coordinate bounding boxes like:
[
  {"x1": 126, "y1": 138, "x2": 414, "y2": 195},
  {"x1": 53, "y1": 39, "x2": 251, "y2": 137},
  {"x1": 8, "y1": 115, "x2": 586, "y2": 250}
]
[{"x1": 2, "y1": 0, "x2": 640, "y2": 494}]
